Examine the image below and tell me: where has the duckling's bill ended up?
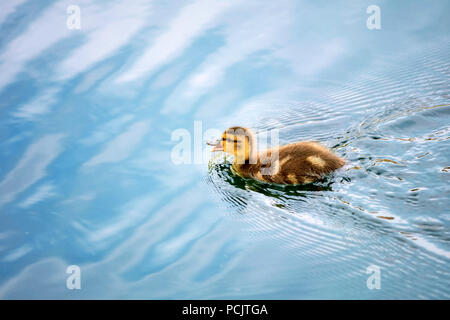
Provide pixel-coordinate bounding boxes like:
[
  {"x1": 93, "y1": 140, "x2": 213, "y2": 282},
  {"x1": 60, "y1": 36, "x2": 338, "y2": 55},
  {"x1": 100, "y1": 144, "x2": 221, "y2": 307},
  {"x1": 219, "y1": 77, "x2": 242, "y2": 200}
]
[{"x1": 206, "y1": 140, "x2": 223, "y2": 152}]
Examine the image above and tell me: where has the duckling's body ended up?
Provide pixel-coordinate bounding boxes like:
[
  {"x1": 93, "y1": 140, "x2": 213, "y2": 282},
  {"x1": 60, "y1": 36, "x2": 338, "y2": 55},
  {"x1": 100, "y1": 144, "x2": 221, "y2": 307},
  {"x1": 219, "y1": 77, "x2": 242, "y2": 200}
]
[
  {"x1": 210, "y1": 127, "x2": 345, "y2": 185},
  {"x1": 233, "y1": 141, "x2": 345, "y2": 184}
]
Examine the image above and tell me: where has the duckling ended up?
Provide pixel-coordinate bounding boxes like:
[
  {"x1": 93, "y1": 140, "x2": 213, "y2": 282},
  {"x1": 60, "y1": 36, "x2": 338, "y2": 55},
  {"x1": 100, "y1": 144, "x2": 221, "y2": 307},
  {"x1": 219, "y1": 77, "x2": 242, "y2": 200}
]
[{"x1": 208, "y1": 126, "x2": 345, "y2": 185}]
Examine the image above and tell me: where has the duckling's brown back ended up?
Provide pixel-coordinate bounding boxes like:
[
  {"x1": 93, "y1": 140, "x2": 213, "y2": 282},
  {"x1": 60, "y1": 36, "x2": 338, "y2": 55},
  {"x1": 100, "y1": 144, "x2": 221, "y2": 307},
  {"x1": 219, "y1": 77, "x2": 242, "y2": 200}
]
[
  {"x1": 258, "y1": 141, "x2": 345, "y2": 184},
  {"x1": 282, "y1": 141, "x2": 345, "y2": 171}
]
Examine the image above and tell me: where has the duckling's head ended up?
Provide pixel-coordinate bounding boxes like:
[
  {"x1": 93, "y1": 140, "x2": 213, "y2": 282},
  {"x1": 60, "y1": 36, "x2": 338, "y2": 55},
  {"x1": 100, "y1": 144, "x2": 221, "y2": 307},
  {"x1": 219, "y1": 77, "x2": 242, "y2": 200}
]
[{"x1": 210, "y1": 126, "x2": 256, "y2": 164}]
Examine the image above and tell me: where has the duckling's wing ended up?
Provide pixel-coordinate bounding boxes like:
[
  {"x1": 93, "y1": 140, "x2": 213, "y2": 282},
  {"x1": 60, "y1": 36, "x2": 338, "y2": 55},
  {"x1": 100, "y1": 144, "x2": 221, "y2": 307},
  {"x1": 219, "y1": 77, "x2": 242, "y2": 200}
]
[{"x1": 274, "y1": 142, "x2": 344, "y2": 182}]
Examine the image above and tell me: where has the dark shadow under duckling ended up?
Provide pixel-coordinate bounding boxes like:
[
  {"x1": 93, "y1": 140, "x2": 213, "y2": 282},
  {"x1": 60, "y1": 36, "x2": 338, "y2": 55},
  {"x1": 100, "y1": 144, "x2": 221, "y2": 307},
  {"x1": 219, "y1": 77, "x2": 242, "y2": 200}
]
[{"x1": 209, "y1": 126, "x2": 345, "y2": 185}]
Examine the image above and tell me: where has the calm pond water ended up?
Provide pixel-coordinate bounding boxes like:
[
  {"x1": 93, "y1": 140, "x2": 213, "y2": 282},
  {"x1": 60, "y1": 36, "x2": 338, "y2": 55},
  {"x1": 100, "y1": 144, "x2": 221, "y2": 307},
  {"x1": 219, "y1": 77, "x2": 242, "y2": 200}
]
[{"x1": 0, "y1": 0, "x2": 449, "y2": 299}]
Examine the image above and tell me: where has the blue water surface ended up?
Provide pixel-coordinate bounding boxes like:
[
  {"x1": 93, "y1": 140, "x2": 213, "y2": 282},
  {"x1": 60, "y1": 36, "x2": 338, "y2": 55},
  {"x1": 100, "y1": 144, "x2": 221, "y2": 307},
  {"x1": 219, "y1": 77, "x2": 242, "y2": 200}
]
[{"x1": 0, "y1": 0, "x2": 449, "y2": 299}]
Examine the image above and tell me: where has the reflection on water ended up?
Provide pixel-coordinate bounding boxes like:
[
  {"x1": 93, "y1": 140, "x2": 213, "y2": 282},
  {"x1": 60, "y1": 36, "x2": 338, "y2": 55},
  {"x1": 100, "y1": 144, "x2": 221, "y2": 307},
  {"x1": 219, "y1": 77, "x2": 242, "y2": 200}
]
[
  {"x1": 209, "y1": 159, "x2": 335, "y2": 201},
  {"x1": 0, "y1": 0, "x2": 449, "y2": 299}
]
